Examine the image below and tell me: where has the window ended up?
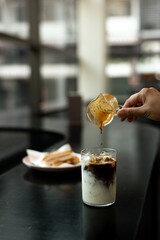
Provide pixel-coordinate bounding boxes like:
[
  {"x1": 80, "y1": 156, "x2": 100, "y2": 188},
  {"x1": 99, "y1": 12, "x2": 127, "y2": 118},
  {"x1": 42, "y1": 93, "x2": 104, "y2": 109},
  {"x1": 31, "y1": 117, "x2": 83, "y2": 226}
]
[
  {"x1": 140, "y1": 0, "x2": 160, "y2": 30},
  {"x1": 108, "y1": 0, "x2": 131, "y2": 16},
  {"x1": 0, "y1": 0, "x2": 77, "y2": 115},
  {"x1": 0, "y1": 0, "x2": 29, "y2": 38},
  {"x1": 0, "y1": 40, "x2": 29, "y2": 111},
  {"x1": 40, "y1": 0, "x2": 77, "y2": 47}
]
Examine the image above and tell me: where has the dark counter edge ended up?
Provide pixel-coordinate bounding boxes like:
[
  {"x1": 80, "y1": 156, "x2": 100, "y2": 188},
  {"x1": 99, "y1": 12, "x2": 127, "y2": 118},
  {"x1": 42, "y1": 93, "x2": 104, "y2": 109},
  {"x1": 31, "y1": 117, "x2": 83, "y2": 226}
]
[{"x1": 134, "y1": 133, "x2": 160, "y2": 240}]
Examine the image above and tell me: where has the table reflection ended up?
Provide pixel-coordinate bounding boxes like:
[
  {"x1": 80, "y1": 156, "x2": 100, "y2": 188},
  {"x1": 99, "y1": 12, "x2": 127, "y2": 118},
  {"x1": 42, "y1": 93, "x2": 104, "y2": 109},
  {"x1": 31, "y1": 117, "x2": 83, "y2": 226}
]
[
  {"x1": 82, "y1": 204, "x2": 116, "y2": 240},
  {"x1": 24, "y1": 168, "x2": 81, "y2": 186}
]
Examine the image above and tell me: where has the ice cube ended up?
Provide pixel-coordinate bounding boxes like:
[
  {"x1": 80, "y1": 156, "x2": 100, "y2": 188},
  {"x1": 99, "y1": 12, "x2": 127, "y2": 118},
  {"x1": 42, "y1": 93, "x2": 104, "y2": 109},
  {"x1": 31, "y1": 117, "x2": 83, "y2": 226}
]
[{"x1": 100, "y1": 151, "x2": 108, "y2": 156}]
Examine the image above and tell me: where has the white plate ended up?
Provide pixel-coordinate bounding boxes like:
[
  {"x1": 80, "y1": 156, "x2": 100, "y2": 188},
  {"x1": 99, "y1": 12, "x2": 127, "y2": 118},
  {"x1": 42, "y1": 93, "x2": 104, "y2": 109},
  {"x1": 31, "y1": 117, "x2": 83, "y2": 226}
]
[{"x1": 22, "y1": 154, "x2": 81, "y2": 172}]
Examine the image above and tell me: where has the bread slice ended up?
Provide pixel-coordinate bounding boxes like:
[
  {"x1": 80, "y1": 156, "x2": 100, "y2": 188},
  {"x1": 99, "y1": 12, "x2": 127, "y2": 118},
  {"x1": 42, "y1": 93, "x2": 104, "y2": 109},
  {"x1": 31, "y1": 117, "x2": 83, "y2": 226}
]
[{"x1": 43, "y1": 149, "x2": 80, "y2": 166}]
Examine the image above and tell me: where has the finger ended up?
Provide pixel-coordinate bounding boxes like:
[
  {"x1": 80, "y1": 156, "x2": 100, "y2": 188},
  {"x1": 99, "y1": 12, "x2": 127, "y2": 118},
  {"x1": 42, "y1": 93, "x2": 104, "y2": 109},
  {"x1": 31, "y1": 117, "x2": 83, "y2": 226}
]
[
  {"x1": 117, "y1": 106, "x2": 145, "y2": 119},
  {"x1": 123, "y1": 93, "x2": 140, "y2": 108},
  {"x1": 127, "y1": 115, "x2": 138, "y2": 122},
  {"x1": 119, "y1": 115, "x2": 137, "y2": 122},
  {"x1": 134, "y1": 116, "x2": 138, "y2": 121},
  {"x1": 149, "y1": 87, "x2": 159, "y2": 92},
  {"x1": 119, "y1": 116, "x2": 126, "y2": 122},
  {"x1": 127, "y1": 117, "x2": 134, "y2": 122}
]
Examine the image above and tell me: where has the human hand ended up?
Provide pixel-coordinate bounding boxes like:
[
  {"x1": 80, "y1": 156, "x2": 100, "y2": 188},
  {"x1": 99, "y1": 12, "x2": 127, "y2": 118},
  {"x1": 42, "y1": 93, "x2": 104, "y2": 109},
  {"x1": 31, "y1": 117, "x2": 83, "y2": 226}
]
[{"x1": 117, "y1": 87, "x2": 160, "y2": 122}]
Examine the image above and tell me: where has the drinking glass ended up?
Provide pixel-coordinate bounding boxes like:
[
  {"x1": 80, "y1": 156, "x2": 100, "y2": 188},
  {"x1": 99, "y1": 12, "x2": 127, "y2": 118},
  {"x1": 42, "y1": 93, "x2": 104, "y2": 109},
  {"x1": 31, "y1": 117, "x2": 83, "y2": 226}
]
[{"x1": 81, "y1": 147, "x2": 117, "y2": 207}]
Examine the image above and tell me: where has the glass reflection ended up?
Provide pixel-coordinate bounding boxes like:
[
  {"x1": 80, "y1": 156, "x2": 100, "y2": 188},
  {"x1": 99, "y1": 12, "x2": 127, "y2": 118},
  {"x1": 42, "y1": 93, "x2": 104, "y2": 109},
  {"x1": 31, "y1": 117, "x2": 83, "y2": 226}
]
[{"x1": 82, "y1": 204, "x2": 116, "y2": 240}]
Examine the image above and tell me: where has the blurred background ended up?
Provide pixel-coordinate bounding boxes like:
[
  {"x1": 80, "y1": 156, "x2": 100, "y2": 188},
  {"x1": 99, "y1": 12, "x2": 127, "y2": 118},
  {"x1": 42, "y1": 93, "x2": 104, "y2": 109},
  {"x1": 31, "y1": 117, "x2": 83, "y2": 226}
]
[{"x1": 0, "y1": 0, "x2": 160, "y2": 125}]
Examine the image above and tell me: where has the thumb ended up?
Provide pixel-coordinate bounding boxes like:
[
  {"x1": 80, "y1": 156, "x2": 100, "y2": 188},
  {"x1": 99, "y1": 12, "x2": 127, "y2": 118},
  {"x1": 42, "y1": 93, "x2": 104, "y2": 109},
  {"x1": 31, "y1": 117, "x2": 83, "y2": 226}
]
[{"x1": 117, "y1": 106, "x2": 145, "y2": 119}]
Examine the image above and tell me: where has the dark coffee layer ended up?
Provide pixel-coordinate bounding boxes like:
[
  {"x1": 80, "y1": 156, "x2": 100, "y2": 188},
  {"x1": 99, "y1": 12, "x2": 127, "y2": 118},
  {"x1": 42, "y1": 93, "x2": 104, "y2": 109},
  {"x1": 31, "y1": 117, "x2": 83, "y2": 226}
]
[{"x1": 84, "y1": 157, "x2": 116, "y2": 188}]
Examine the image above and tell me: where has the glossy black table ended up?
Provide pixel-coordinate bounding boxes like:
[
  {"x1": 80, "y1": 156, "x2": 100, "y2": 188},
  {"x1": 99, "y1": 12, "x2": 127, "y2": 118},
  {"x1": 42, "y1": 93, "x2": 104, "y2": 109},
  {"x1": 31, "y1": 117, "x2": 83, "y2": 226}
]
[
  {"x1": 0, "y1": 127, "x2": 65, "y2": 174},
  {"x1": 0, "y1": 120, "x2": 159, "y2": 240}
]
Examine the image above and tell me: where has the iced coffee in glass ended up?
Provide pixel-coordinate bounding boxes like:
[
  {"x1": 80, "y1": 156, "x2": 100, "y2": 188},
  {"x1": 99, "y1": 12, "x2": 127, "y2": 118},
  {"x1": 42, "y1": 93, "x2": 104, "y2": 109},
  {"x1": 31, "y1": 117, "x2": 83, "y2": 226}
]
[{"x1": 81, "y1": 148, "x2": 117, "y2": 207}]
